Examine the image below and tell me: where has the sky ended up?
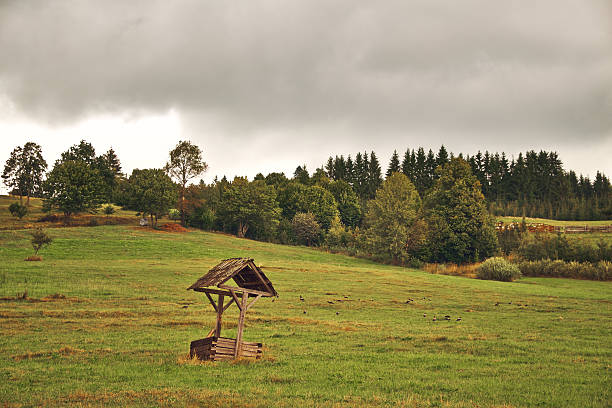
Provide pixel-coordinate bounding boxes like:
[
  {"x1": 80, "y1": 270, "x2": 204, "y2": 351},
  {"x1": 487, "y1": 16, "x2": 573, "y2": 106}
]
[{"x1": 1, "y1": 0, "x2": 611, "y2": 194}]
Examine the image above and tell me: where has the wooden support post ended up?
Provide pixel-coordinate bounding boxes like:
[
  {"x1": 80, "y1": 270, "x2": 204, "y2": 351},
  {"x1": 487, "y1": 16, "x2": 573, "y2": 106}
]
[
  {"x1": 234, "y1": 293, "x2": 249, "y2": 358},
  {"x1": 215, "y1": 294, "x2": 224, "y2": 338}
]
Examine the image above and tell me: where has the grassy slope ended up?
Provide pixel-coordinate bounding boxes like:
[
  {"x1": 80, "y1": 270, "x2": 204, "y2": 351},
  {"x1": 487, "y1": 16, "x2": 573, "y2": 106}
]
[
  {"x1": 496, "y1": 216, "x2": 612, "y2": 226},
  {"x1": 0, "y1": 226, "x2": 610, "y2": 407},
  {"x1": 0, "y1": 195, "x2": 140, "y2": 230}
]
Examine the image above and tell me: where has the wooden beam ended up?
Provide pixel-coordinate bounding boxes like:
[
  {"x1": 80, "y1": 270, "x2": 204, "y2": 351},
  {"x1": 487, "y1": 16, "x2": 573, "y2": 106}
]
[
  {"x1": 235, "y1": 292, "x2": 249, "y2": 358},
  {"x1": 218, "y1": 284, "x2": 273, "y2": 297},
  {"x1": 205, "y1": 292, "x2": 217, "y2": 312},
  {"x1": 206, "y1": 328, "x2": 215, "y2": 338},
  {"x1": 222, "y1": 297, "x2": 235, "y2": 312},
  {"x1": 193, "y1": 287, "x2": 233, "y2": 297},
  {"x1": 215, "y1": 294, "x2": 224, "y2": 338},
  {"x1": 246, "y1": 294, "x2": 262, "y2": 311},
  {"x1": 228, "y1": 288, "x2": 242, "y2": 311}
]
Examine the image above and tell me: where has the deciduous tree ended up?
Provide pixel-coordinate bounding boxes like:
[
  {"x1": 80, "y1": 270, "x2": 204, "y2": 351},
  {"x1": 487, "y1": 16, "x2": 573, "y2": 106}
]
[
  {"x1": 2, "y1": 142, "x2": 47, "y2": 205},
  {"x1": 165, "y1": 141, "x2": 208, "y2": 226},
  {"x1": 424, "y1": 158, "x2": 498, "y2": 263},
  {"x1": 43, "y1": 160, "x2": 106, "y2": 217}
]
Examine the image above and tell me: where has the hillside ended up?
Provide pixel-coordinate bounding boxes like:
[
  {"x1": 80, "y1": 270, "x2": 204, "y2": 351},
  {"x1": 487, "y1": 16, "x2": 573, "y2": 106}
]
[{"x1": 0, "y1": 226, "x2": 610, "y2": 407}]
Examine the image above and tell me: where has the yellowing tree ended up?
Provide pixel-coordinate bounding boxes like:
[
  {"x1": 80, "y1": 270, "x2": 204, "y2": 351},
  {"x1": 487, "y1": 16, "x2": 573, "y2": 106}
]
[{"x1": 363, "y1": 172, "x2": 424, "y2": 264}]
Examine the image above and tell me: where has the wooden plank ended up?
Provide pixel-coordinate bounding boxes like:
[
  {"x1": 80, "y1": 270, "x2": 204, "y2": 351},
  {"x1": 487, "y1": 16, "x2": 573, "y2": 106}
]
[
  {"x1": 235, "y1": 293, "x2": 249, "y2": 358},
  {"x1": 193, "y1": 288, "x2": 233, "y2": 297},
  {"x1": 219, "y1": 284, "x2": 274, "y2": 297},
  {"x1": 215, "y1": 294, "x2": 224, "y2": 337},
  {"x1": 206, "y1": 328, "x2": 215, "y2": 338}
]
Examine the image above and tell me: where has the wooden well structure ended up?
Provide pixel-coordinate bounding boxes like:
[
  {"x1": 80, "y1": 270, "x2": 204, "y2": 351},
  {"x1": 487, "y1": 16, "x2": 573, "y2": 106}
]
[{"x1": 187, "y1": 258, "x2": 277, "y2": 361}]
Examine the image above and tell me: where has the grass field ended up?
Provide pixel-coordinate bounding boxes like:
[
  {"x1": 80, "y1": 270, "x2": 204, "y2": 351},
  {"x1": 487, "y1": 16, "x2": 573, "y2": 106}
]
[
  {"x1": 0, "y1": 195, "x2": 152, "y2": 230},
  {"x1": 496, "y1": 216, "x2": 612, "y2": 227},
  {"x1": 1, "y1": 226, "x2": 610, "y2": 407}
]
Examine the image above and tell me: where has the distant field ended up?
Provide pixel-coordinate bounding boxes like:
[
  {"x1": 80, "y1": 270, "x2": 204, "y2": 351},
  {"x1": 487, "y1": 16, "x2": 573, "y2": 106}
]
[
  {"x1": 496, "y1": 216, "x2": 612, "y2": 227},
  {"x1": 0, "y1": 226, "x2": 610, "y2": 407},
  {"x1": 0, "y1": 195, "x2": 144, "y2": 230}
]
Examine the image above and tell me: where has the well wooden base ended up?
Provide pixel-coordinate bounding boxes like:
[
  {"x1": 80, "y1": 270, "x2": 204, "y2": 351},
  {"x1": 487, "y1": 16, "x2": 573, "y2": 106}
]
[{"x1": 190, "y1": 337, "x2": 262, "y2": 361}]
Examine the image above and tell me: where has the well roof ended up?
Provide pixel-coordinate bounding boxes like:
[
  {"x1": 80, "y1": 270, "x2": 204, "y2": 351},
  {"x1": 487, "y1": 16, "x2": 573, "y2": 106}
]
[{"x1": 187, "y1": 258, "x2": 278, "y2": 296}]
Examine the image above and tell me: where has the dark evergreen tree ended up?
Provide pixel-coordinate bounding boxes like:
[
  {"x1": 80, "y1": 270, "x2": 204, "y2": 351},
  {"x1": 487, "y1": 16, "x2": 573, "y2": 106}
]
[{"x1": 386, "y1": 150, "x2": 400, "y2": 178}]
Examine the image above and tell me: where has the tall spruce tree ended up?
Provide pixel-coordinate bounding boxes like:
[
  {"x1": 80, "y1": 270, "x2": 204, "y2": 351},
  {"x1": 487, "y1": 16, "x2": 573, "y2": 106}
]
[{"x1": 386, "y1": 150, "x2": 400, "y2": 178}]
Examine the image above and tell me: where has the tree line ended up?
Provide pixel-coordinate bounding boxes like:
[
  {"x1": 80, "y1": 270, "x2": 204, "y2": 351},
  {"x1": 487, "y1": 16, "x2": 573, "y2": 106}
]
[
  {"x1": 2, "y1": 140, "x2": 610, "y2": 266},
  {"x1": 322, "y1": 147, "x2": 611, "y2": 220}
]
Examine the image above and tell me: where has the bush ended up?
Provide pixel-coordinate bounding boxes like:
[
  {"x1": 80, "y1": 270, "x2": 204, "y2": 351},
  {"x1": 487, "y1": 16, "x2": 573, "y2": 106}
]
[
  {"x1": 168, "y1": 208, "x2": 180, "y2": 221},
  {"x1": 30, "y1": 229, "x2": 52, "y2": 256},
  {"x1": 477, "y1": 257, "x2": 522, "y2": 282},
  {"x1": 517, "y1": 259, "x2": 611, "y2": 281},
  {"x1": 8, "y1": 202, "x2": 27, "y2": 219},
  {"x1": 103, "y1": 205, "x2": 116, "y2": 216},
  {"x1": 516, "y1": 233, "x2": 611, "y2": 263},
  {"x1": 292, "y1": 212, "x2": 321, "y2": 246}
]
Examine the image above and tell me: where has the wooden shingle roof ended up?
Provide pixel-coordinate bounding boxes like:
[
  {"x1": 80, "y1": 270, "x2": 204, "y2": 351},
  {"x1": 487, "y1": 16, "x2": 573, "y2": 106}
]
[{"x1": 187, "y1": 258, "x2": 277, "y2": 297}]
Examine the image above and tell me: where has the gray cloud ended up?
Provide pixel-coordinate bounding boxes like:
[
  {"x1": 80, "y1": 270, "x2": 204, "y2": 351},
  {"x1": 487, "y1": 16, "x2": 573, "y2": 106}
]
[{"x1": 0, "y1": 0, "x2": 611, "y2": 178}]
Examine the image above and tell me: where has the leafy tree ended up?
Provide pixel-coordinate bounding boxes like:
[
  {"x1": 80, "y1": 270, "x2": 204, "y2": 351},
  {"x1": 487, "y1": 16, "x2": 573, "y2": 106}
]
[
  {"x1": 125, "y1": 169, "x2": 177, "y2": 228},
  {"x1": 386, "y1": 150, "x2": 400, "y2": 178},
  {"x1": 30, "y1": 228, "x2": 52, "y2": 256},
  {"x1": 44, "y1": 160, "x2": 106, "y2": 217},
  {"x1": 9, "y1": 202, "x2": 27, "y2": 219},
  {"x1": 264, "y1": 172, "x2": 288, "y2": 187},
  {"x1": 218, "y1": 178, "x2": 280, "y2": 239},
  {"x1": 301, "y1": 185, "x2": 338, "y2": 231},
  {"x1": 326, "y1": 180, "x2": 362, "y2": 228},
  {"x1": 293, "y1": 165, "x2": 310, "y2": 185},
  {"x1": 2, "y1": 142, "x2": 47, "y2": 205},
  {"x1": 60, "y1": 140, "x2": 96, "y2": 165},
  {"x1": 292, "y1": 212, "x2": 321, "y2": 246},
  {"x1": 424, "y1": 158, "x2": 498, "y2": 263},
  {"x1": 165, "y1": 140, "x2": 208, "y2": 226},
  {"x1": 362, "y1": 172, "x2": 424, "y2": 264}
]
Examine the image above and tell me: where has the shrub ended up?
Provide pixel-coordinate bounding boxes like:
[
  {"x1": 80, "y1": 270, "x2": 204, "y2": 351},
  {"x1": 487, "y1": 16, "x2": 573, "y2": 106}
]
[
  {"x1": 103, "y1": 205, "x2": 116, "y2": 216},
  {"x1": 8, "y1": 202, "x2": 27, "y2": 219},
  {"x1": 292, "y1": 212, "x2": 321, "y2": 246},
  {"x1": 516, "y1": 233, "x2": 611, "y2": 263},
  {"x1": 477, "y1": 257, "x2": 522, "y2": 282},
  {"x1": 30, "y1": 229, "x2": 52, "y2": 256},
  {"x1": 88, "y1": 217, "x2": 99, "y2": 226},
  {"x1": 517, "y1": 259, "x2": 611, "y2": 281},
  {"x1": 168, "y1": 208, "x2": 180, "y2": 221}
]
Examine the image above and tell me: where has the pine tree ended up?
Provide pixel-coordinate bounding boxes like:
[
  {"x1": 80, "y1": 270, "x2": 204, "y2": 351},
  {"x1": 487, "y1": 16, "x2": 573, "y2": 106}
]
[
  {"x1": 386, "y1": 150, "x2": 400, "y2": 178},
  {"x1": 368, "y1": 152, "x2": 383, "y2": 199}
]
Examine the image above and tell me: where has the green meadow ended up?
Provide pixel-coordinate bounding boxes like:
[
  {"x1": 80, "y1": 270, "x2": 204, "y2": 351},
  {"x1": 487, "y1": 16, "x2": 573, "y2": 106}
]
[{"x1": 0, "y1": 225, "x2": 611, "y2": 407}]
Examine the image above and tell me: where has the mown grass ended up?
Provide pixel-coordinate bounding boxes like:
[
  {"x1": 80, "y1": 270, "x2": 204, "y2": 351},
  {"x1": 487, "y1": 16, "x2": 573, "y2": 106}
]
[
  {"x1": 0, "y1": 226, "x2": 610, "y2": 407},
  {"x1": 496, "y1": 216, "x2": 612, "y2": 227}
]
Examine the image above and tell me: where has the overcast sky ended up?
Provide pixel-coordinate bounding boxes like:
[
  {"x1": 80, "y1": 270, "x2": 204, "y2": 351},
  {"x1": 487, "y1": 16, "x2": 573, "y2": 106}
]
[{"x1": 1, "y1": 0, "x2": 611, "y2": 194}]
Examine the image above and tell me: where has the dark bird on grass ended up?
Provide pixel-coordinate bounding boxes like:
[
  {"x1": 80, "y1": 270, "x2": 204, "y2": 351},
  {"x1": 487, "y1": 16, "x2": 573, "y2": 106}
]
[
  {"x1": 182, "y1": 305, "x2": 188, "y2": 309},
  {"x1": 444, "y1": 315, "x2": 451, "y2": 320},
  {"x1": 299, "y1": 296, "x2": 304, "y2": 302},
  {"x1": 495, "y1": 302, "x2": 500, "y2": 306},
  {"x1": 456, "y1": 317, "x2": 462, "y2": 321},
  {"x1": 344, "y1": 296, "x2": 348, "y2": 299},
  {"x1": 336, "y1": 312, "x2": 339, "y2": 315},
  {"x1": 433, "y1": 317, "x2": 437, "y2": 321},
  {"x1": 303, "y1": 310, "x2": 306, "y2": 314},
  {"x1": 327, "y1": 301, "x2": 334, "y2": 304},
  {"x1": 423, "y1": 313, "x2": 427, "y2": 317}
]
